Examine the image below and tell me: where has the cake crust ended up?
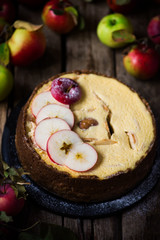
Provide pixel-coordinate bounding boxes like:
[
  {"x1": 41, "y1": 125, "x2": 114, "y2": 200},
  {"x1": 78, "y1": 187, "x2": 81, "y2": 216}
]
[{"x1": 15, "y1": 70, "x2": 156, "y2": 202}]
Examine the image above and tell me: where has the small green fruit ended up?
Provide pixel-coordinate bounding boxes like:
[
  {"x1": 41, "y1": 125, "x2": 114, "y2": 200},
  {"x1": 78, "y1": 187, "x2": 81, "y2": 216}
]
[{"x1": 0, "y1": 65, "x2": 13, "y2": 101}]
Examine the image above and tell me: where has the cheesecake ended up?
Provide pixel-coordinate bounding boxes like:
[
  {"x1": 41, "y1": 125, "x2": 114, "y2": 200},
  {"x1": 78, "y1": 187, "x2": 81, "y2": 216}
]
[{"x1": 15, "y1": 70, "x2": 156, "y2": 202}]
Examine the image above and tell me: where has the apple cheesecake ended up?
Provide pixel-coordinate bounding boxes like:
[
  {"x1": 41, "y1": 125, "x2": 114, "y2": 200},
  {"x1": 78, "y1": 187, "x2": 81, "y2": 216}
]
[{"x1": 15, "y1": 70, "x2": 156, "y2": 202}]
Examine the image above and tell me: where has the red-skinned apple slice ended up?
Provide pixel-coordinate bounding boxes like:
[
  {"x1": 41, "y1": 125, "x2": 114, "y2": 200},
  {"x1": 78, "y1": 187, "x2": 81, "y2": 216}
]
[
  {"x1": 47, "y1": 130, "x2": 97, "y2": 171},
  {"x1": 31, "y1": 91, "x2": 69, "y2": 117},
  {"x1": 64, "y1": 142, "x2": 97, "y2": 172},
  {"x1": 36, "y1": 103, "x2": 74, "y2": 127},
  {"x1": 34, "y1": 118, "x2": 70, "y2": 151}
]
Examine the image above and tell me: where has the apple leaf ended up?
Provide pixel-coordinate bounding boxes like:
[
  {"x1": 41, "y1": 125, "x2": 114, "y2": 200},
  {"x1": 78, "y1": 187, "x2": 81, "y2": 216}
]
[
  {"x1": 0, "y1": 212, "x2": 13, "y2": 223},
  {"x1": 65, "y1": 6, "x2": 78, "y2": 17},
  {"x1": 0, "y1": 42, "x2": 10, "y2": 67},
  {"x1": 78, "y1": 15, "x2": 85, "y2": 30},
  {"x1": 65, "y1": 6, "x2": 78, "y2": 26},
  {"x1": 18, "y1": 222, "x2": 78, "y2": 240},
  {"x1": 112, "y1": 30, "x2": 136, "y2": 43},
  {"x1": 13, "y1": 21, "x2": 43, "y2": 32},
  {"x1": 0, "y1": 159, "x2": 29, "y2": 199},
  {"x1": 115, "y1": 0, "x2": 131, "y2": 5}
]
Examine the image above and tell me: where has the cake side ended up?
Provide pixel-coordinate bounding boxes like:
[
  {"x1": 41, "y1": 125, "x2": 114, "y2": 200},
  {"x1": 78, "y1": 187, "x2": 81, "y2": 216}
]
[{"x1": 15, "y1": 70, "x2": 157, "y2": 202}]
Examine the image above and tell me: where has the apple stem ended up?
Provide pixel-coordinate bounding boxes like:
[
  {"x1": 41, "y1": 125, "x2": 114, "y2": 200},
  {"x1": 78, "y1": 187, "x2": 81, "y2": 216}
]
[
  {"x1": 110, "y1": 19, "x2": 116, "y2": 26},
  {"x1": 66, "y1": 85, "x2": 73, "y2": 93}
]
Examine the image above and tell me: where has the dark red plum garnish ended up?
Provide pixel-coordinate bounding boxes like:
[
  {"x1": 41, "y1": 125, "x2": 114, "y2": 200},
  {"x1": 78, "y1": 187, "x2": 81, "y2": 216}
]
[{"x1": 51, "y1": 78, "x2": 81, "y2": 104}]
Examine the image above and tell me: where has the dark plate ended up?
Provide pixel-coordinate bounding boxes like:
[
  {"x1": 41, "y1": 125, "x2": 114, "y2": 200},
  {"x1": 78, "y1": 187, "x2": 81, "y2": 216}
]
[{"x1": 2, "y1": 100, "x2": 160, "y2": 218}]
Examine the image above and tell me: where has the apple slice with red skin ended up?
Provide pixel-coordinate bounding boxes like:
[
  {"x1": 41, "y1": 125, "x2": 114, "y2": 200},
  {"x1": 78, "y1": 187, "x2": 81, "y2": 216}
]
[
  {"x1": 47, "y1": 129, "x2": 98, "y2": 171},
  {"x1": 34, "y1": 118, "x2": 70, "y2": 151},
  {"x1": 36, "y1": 103, "x2": 74, "y2": 127},
  {"x1": 0, "y1": 184, "x2": 25, "y2": 216},
  {"x1": 31, "y1": 91, "x2": 69, "y2": 117}
]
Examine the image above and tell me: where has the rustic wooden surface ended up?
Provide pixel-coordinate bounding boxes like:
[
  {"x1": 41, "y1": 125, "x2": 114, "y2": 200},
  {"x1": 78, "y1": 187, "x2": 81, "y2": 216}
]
[{"x1": 0, "y1": 0, "x2": 160, "y2": 239}]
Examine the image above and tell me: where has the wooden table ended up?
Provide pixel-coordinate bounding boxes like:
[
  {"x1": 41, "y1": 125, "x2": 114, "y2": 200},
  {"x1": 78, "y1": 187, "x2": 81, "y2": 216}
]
[{"x1": 0, "y1": 1, "x2": 160, "y2": 239}]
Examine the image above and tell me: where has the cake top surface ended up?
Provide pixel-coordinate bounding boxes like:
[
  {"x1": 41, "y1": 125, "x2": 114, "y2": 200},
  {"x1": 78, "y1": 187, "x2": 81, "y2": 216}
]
[{"x1": 26, "y1": 72, "x2": 155, "y2": 179}]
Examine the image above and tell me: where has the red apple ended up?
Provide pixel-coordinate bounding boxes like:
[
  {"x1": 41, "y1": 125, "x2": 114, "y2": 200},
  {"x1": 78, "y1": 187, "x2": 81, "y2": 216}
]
[
  {"x1": 0, "y1": 0, "x2": 16, "y2": 23},
  {"x1": 42, "y1": 0, "x2": 78, "y2": 34},
  {"x1": 123, "y1": 44, "x2": 160, "y2": 80},
  {"x1": 7, "y1": 21, "x2": 46, "y2": 66},
  {"x1": 147, "y1": 15, "x2": 160, "y2": 45},
  {"x1": 107, "y1": 0, "x2": 137, "y2": 14},
  {"x1": 0, "y1": 184, "x2": 25, "y2": 216}
]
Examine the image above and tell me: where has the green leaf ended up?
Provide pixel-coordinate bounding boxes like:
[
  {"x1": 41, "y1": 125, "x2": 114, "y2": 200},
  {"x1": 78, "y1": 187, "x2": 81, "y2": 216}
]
[
  {"x1": 115, "y1": 0, "x2": 131, "y2": 5},
  {"x1": 78, "y1": 15, "x2": 85, "y2": 30},
  {"x1": 8, "y1": 167, "x2": 19, "y2": 177},
  {"x1": 19, "y1": 223, "x2": 78, "y2": 240},
  {"x1": 0, "y1": 212, "x2": 13, "y2": 223},
  {"x1": 13, "y1": 184, "x2": 27, "y2": 199},
  {"x1": 51, "y1": 8, "x2": 64, "y2": 15},
  {"x1": 40, "y1": 223, "x2": 78, "y2": 240},
  {"x1": 0, "y1": 42, "x2": 10, "y2": 66},
  {"x1": 2, "y1": 161, "x2": 10, "y2": 171},
  {"x1": 3, "y1": 171, "x2": 9, "y2": 178},
  {"x1": 18, "y1": 232, "x2": 42, "y2": 240},
  {"x1": 65, "y1": 6, "x2": 78, "y2": 17},
  {"x1": 112, "y1": 29, "x2": 136, "y2": 43}
]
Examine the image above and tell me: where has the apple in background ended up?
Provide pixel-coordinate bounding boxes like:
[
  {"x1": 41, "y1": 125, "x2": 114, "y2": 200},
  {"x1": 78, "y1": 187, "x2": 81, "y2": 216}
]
[
  {"x1": 147, "y1": 16, "x2": 160, "y2": 45},
  {"x1": 7, "y1": 21, "x2": 46, "y2": 66},
  {"x1": 123, "y1": 44, "x2": 160, "y2": 80},
  {"x1": 0, "y1": 0, "x2": 16, "y2": 23},
  {"x1": 0, "y1": 65, "x2": 13, "y2": 101},
  {"x1": 42, "y1": 0, "x2": 78, "y2": 34},
  {"x1": 107, "y1": 0, "x2": 137, "y2": 13},
  {"x1": 0, "y1": 184, "x2": 25, "y2": 216},
  {"x1": 97, "y1": 13, "x2": 133, "y2": 48},
  {"x1": 18, "y1": 0, "x2": 47, "y2": 8}
]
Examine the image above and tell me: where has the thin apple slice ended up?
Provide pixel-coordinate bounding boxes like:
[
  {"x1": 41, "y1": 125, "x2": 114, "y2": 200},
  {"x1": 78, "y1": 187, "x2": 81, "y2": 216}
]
[
  {"x1": 36, "y1": 103, "x2": 74, "y2": 127},
  {"x1": 47, "y1": 129, "x2": 82, "y2": 165},
  {"x1": 34, "y1": 118, "x2": 70, "y2": 151},
  {"x1": 31, "y1": 91, "x2": 69, "y2": 117},
  {"x1": 65, "y1": 143, "x2": 97, "y2": 172},
  {"x1": 47, "y1": 130, "x2": 97, "y2": 171}
]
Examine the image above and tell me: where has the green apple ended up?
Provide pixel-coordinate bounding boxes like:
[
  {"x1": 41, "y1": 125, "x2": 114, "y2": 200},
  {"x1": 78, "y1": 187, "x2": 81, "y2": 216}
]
[
  {"x1": 0, "y1": 65, "x2": 13, "y2": 101},
  {"x1": 97, "y1": 13, "x2": 133, "y2": 48}
]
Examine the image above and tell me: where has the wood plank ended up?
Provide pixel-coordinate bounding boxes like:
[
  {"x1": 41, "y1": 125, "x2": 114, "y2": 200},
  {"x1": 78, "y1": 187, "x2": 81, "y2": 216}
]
[
  {"x1": 93, "y1": 216, "x2": 122, "y2": 240},
  {"x1": 115, "y1": 3, "x2": 160, "y2": 240},
  {"x1": 83, "y1": 219, "x2": 93, "y2": 240},
  {"x1": 63, "y1": 218, "x2": 84, "y2": 240},
  {"x1": 66, "y1": 0, "x2": 114, "y2": 75}
]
